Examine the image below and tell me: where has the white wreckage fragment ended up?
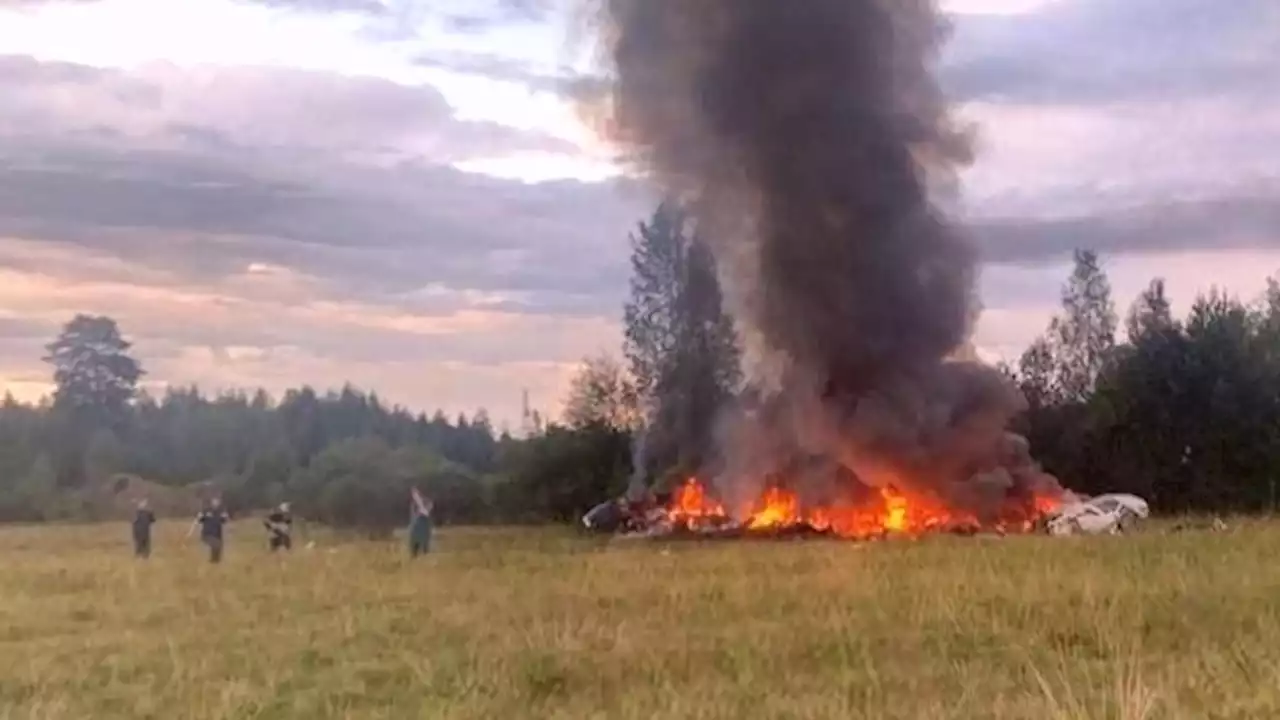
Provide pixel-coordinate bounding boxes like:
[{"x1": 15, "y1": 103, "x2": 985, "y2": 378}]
[{"x1": 1044, "y1": 493, "x2": 1150, "y2": 536}]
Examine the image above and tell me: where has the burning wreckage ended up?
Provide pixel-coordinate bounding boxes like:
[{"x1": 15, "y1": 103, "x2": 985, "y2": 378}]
[
  {"x1": 577, "y1": 0, "x2": 1151, "y2": 542},
  {"x1": 582, "y1": 431, "x2": 1120, "y2": 540},
  {"x1": 584, "y1": 417, "x2": 1073, "y2": 539},
  {"x1": 584, "y1": 481, "x2": 1151, "y2": 540}
]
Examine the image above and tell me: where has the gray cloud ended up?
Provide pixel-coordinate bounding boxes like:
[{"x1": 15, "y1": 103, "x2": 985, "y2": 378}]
[
  {"x1": 242, "y1": 0, "x2": 387, "y2": 13},
  {"x1": 0, "y1": 137, "x2": 644, "y2": 314},
  {"x1": 0, "y1": 56, "x2": 578, "y2": 162},
  {"x1": 415, "y1": 49, "x2": 608, "y2": 104},
  {"x1": 973, "y1": 192, "x2": 1280, "y2": 265},
  {"x1": 437, "y1": 0, "x2": 552, "y2": 34},
  {"x1": 0, "y1": 17, "x2": 1277, "y2": 381},
  {"x1": 0, "y1": 56, "x2": 646, "y2": 324},
  {"x1": 0, "y1": 51, "x2": 1275, "y2": 317},
  {"x1": 0, "y1": 0, "x2": 389, "y2": 10},
  {"x1": 352, "y1": 0, "x2": 554, "y2": 43},
  {"x1": 419, "y1": 0, "x2": 1277, "y2": 111},
  {"x1": 4, "y1": 117, "x2": 1273, "y2": 312},
  {"x1": 417, "y1": 51, "x2": 563, "y2": 90},
  {"x1": 945, "y1": 0, "x2": 1278, "y2": 104}
]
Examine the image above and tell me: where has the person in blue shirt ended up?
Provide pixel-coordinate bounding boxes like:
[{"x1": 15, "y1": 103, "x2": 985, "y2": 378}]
[{"x1": 188, "y1": 497, "x2": 230, "y2": 563}]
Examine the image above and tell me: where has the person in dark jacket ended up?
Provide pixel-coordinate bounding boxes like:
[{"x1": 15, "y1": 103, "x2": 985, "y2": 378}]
[
  {"x1": 188, "y1": 498, "x2": 230, "y2": 563},
  {"x1": 407, "y1": 488, "x2": 433, "y2": 558},
  {"x1": 263, "y1": 502, "x2": 293, "y2": 552},
  {"x1": 132, "y1": 498, "x2": 156, "y2": 558}
]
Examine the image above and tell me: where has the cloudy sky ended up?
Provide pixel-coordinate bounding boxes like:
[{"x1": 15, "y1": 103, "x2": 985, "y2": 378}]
[{"x1": 0, "y1": 0, "x2": 1276, "y2": 427}]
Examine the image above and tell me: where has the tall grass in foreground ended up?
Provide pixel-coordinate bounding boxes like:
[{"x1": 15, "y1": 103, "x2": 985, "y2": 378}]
[{"x1": 0, "y1": 520, "x2": 1277, "y2": 719}]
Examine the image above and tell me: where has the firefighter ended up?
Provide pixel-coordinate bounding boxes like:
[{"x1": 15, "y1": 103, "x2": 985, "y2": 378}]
[
  {"x1": 263, "y1": 501, "x2": 293, "y2": 552},
  {"x1": 188, "y1": 497, "x2": 230, "y2": 563}
]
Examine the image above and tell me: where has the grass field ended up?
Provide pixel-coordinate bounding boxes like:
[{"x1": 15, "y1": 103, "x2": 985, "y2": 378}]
[{"x1": 0, "y1": 520, "x2": 1278, "y2": 720}]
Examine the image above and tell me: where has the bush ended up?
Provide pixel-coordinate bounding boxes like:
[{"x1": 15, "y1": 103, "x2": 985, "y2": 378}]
[
  {"x1": 498, "y1": 422, "x2": 632, "y2": 523},
  {"x1": 289, "y1": 437, "x2": 489, "y2": 536}
]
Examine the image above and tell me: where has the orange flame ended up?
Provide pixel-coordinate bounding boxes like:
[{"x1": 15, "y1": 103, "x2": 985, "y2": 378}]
[
  {"x1": 663, "y1": 477, "x2": 1056, "y2": 539},
  {"x1": 881, "y1": 487, "x2": 907, "y2": 532},
  {"x1": 745, "y1": 486, "x2": 799, "y2": 530},
  {"x1": 668, "y1": 478, "x2": 727, "y2": 529}
]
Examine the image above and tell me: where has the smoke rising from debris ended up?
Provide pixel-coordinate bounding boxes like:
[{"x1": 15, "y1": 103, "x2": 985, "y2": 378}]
[{"x1": 588, "y1": 0, "x2": 1062, "y2": 518}]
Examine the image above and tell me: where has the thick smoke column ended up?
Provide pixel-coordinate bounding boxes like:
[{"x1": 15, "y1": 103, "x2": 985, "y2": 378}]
[{"x1": 590, "y1": 0, "x2": 1062, "y2": 518}]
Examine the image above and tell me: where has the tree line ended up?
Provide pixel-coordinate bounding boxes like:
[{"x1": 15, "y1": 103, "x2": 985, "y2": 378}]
[
  {"x1": 0, "y1": 201, "x2": 730, "y2": 531},
  {"x1": 562, "y1": 234, "x2": 1280, "y2": 518},
  {"x1": 0, "y1": 339, "x2": 639, "y2": 530},
  {"x1": 1009, "y1": 250, "x2": 1280, "y2": 514},
  {"x1": 3, "y1": 203, "x2": 1279, "y2": 529}
]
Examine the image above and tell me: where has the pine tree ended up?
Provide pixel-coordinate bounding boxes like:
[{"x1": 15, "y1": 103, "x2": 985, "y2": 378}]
[{"x1": 42, "y1": 315, "x2": 144, "y2": 485}]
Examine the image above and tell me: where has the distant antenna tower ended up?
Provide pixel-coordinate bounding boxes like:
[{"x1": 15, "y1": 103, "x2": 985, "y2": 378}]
[{"x1": 520, "y1": 388, "x2": 532, "y2": 438}]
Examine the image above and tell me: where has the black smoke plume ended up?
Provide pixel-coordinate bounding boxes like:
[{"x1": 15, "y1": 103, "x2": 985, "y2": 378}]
[{"x1": 588, "y1": 0, "x2": 1064, "y2": 520}]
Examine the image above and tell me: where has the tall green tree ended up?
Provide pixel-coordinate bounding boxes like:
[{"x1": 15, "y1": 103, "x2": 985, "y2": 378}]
[
  {"x1": 1088, "y1": 278, "x2": 1188, "y2": 504},
  {"x1": 1175, "y1": 289, "x2": 1276, "y2": 510},
  {"x1": 1013, "y1": 250, "x2": 1117, "y2": 497},
  {"x1": 623, "y1": 201, "x2": 689, "y2": 400},
  {"x1": 42, "y1": 315, "x2": 144, "y2": 486},
  {"x1": 1051, "y1": 249, "x2": 1118, "y2": 403},
  {"x1": 622, "y1": 201, "x2": 741, "y2": 482},
  {"x1": 43, "y1": 315, "x2": 143, "y2": 425}
]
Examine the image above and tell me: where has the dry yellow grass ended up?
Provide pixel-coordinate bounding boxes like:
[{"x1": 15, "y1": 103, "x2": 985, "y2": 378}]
[{"x1": 0, "y1": 519, "x2": 1278, "y2": 719}]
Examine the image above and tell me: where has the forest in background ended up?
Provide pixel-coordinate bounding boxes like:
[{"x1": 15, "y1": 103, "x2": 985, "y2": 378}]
[{"x1": 4, "y1": 202, "x2": 1280, "y2": 528}]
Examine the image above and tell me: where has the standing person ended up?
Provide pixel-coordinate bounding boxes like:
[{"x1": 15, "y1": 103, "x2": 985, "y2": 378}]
[
  {"x1": 132, "y1": 498, "x2": 156, "y2": 558},
  {"x1": 407, "y1": 488, "x2": 433, "y2": 558},
  {"x1": 263, "y1": 501, "x2": 293, "y2": 552},
  {"x1": 188, "y1": 497, "x2": 230, "y2": 563}
]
